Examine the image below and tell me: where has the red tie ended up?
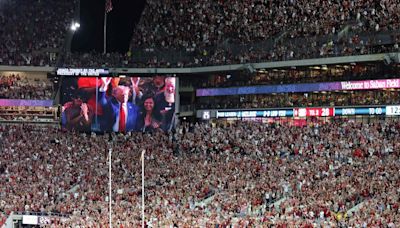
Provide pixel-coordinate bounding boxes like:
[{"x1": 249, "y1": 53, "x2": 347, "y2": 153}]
[{"x1": 119, "y1": 104, "x2": 126, "y2": 132}]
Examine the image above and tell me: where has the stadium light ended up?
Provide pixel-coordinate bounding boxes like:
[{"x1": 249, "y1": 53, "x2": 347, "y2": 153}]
[{"x1": 70, "y1": 22, "x2": 80, "y2": 31}]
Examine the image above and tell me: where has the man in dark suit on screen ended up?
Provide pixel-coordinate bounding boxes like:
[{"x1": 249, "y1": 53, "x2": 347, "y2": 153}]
[{"x1": 98, "y1": 77, "x2": 139, "y2": 132}]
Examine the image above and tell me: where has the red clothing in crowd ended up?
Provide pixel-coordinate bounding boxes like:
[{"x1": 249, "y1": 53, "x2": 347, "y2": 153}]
[{"x1": 353, "y1": 148, "x2": 364, "y2": 158}]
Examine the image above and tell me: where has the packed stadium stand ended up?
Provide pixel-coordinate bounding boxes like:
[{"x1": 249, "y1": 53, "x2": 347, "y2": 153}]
[
  {"x1": 132, "y1": 0, "x2": 400, "y2": 48},
  {"x1": 0, "y1": 0, "x2": 76, "y2": 66},
  {"x1": 0, "y1": 74, "x2": 53, "y2": 100},
  {"x1": 0, "y1": 0, "x2": 398, "y2": 66},
  {"x1": 1, "y1": 0, "x2": 400, "y2": 227},
  {"x1": 68, "y1": 0, "x2": 400, "y2": 67},
  {"x1": 1, "y1": 122, "x2": 399, "y2": 227}
]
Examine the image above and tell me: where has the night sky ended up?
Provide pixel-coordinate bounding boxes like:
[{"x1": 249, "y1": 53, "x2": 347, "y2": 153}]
[{"x1": 71, "y1": 0, "x2": 146, "y2": 53}]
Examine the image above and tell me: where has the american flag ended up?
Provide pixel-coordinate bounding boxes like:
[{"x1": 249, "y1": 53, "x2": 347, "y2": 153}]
[{"x1": 105, "y1": 0, "x2": 113, "y2": 13}]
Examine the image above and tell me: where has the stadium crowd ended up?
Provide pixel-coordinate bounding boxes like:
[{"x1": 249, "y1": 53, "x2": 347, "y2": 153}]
[
  {"x1": 197, "y1": 90, "x2": 400, "y2": 109},
  {"x1": 2, "y1": 0, "x2": 400, "y2": 227},
  {"x1": 1, "y1": 0, "x2": 400, "y2": 67},
  {"x1": 128, "y1": 0, "x2": 399, "y2": 66},
  {"x1": 1, "y1": 120, "x2": 400, "y2": 226},
  {"x1": 0, "y1": 0, "x2": 76, "y2": 66},
  {"x1": 62, "y1": 33, "x2": 400, "y2": 68},
  {"x1": 0, "y1": 75, "x2": 53, "y2": 100},
  {"x1": 133, "y1": 0, "x2": 400, "y2": 48}
]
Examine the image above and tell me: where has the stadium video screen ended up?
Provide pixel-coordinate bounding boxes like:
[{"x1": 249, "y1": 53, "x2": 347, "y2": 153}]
[{"x1": 60, "y1": 76, "x2": 176, "y2": 133}]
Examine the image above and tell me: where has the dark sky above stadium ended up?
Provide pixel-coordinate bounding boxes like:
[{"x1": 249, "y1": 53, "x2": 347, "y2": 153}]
[{"x1": 71, "y1": 0, "x2": 146, "y2": 53}]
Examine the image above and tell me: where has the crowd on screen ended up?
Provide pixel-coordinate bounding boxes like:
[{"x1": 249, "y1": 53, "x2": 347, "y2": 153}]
[
  {"x1": 0, "y1": 120, "x2": 400, "y2": 226},
  {"x1": 197, "y1": 90, "x2": 400, "y2": 110},
  {"x1": 0, "y1": 0, "x2": 76, "y2": 66},
  {"x1": 1, "y1": 0, "x2": 400, "y2": 67},
  {"x1": 0, "y1": 74, "x2": 53, "y2": 100}
]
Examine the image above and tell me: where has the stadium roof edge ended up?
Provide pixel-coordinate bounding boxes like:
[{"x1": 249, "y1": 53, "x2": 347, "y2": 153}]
[
  {"x1": 111, "y1": 52, "x2": 397, "y2": 74},
  {"x1": 0, "y1": 52, "x2": 397, "y2": 74},
  {"x1": 0, "y1": 65, "x2": 55, "y2": 72}
]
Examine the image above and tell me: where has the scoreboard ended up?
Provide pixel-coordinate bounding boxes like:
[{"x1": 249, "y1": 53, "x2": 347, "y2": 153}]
[
  {"x1": 216, "y1": 105, "x2": 400, "y2": 118},
  {"x1": 293, "y1": 108, "x2": 335, "y2": 117},
  {"x1": 386, "y1": 105, "x2": 400, "y2": 116}
]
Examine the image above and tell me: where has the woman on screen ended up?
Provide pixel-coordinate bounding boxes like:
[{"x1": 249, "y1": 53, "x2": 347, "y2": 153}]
[
  {"x1": 138, "y1": 96, "x2": 161, "y2": 132},
  {"x1": 61, "y1": 92, "x2": 94, "y2": 132}
]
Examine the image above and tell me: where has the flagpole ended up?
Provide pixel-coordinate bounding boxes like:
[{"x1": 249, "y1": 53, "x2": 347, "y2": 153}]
[
  {"x1": 103, "y1": 7, "x2": 107, "y2": 54},
  {"x1": 141, "y1": 150, "x2": 145, "y2": 228}
]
